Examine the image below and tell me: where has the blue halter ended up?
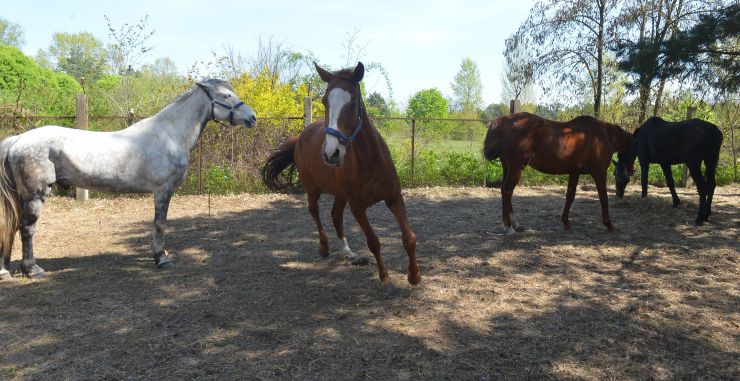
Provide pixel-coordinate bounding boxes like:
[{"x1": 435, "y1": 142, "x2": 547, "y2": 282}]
[
  {"x1": 196, "y1": 83, "x2": 245, "y2": 126},
  {"x1": 325, "y1": 98, "x2": 365, "y2": 146}
]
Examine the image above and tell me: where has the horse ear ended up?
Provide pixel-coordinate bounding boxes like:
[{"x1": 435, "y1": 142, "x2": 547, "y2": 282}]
[
  {"x1": 314, "y1": 62, "x2": 333, "y2": 83},
  {"x1": 352, "y1": 62, "x2": 364, "y2": 83}
]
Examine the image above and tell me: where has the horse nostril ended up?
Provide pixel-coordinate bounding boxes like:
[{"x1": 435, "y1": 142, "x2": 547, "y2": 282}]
[
  {"x1": 331, "y1": 149, "x2": 340, "y2": 160},
  {"x1": 251, "y1": 115, "x2": 257, "y2": 123}
]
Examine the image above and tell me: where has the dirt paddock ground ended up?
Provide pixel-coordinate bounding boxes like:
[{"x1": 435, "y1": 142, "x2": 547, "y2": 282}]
[{"x1": 1, "y1": 184, "x2": 738, "y2": 380}]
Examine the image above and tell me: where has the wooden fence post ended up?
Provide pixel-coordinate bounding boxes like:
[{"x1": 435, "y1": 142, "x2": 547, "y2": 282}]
[
  {"x1": 410, "y1": 119, "x2": 416, "y2": 185},
  {"x1": 127, "y1": 109, "x2": 135, "y2": 126},
  {"x1": 304, "y1": 97, "x2": 312, "y2": 128},
  {"x1": 75, "y1": 94, "x2": 89, "y2": 202},
  {"x1": 510, "y1": 99, "x2": 521, "y2": 114},
  {"x1": 679, "y1": 107, "x2": 696, "y2": 187}
]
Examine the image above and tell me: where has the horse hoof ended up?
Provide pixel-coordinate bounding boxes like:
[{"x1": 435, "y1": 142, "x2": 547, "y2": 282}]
[
  {"x1": 606, "y1": 225, "x2": 615, "y2": 232},
  {"x1": 408, "y1": 271, "x2": 421, "y2": 285},
  {"x1": 21, "y1": 263, "x2": 46, "y2": 278},
  {"x1": 350, "y1": 257, "x2": 370, "y2": 266},
  {"x1": 157, "y1": 261, "x2": 175, "y2": 270},
  {"x1": 382, "y1": 283, "x2": 399, "y2": 299},
  {"x1": 0, "y1": 269, "x2": 12, "y2": 281},
  {"x1": 695, "y1": 219, "x2": 704, "y2": 226}
]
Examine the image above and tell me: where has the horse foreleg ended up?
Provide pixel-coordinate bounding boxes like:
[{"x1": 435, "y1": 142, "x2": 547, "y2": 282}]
[
  {"x1": 330, "y1": 197, "x2": 364, "y2": 264},
  {"x1": 385, "y1": 194, "x2": 421, "y2": 286},
  {"x1": 639, "y1": 158, "x2": 650, "y2": 198},
  {"x1": 348, "y1": 203, "x2": 395, "y2": 297},
  {"x1": 307, "y1": 189, "x2": 330, "y2": 258},
  {"x1": 660, "y1": 163, "x2": 680, "y2": 207},
  {"x1": 592, "y1": 171, "x2": 614, "y2": 232},
  {"x1": 19, "y1": 197, "x2": 47, "y2": 278},
  {"x1": 561, "y1": 174, "x2": 580, "y2": 230},
  {"x1": 152, "y1": 191, "x2": 174, "y2": 268},
  {"x1": 686, "y1": 162, "x2": 708, "y2": 225}
]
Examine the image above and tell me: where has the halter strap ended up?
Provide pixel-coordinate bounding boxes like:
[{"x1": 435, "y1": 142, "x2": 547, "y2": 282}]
[
  {"x1": 196, "y1": 82, "x2": 245, "y2": 126},
  {"x1": 325, "y1": 95, "x2": 365, "y2": 147}
]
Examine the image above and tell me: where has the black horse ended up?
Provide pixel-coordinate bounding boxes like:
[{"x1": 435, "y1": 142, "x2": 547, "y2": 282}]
[{"x1": 614, "y1": 116, "x2": 723, "y2": 225}]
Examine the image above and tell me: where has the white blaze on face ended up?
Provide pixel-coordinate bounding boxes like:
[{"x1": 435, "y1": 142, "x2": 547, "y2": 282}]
[{"x1": 323, "y1": 88, "x2": 351, "y2": 161}]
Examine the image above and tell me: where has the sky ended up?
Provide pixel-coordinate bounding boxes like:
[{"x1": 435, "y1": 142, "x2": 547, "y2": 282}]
[{"x1": 3, "y1": 0, "x2": 537, "y2": 107}]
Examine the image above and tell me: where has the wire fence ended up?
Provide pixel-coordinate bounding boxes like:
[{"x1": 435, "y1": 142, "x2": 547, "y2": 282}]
[{"x1": 0, "y1": 108, "x2": 737, "y2": 197}]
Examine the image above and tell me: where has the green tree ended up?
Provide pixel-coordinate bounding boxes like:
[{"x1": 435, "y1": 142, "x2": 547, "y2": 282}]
[
  {"x1": 450, "y1": 57, "x2": 483, "y2": 114},
  {"x1": 38, "y1": 32, "x2": 109, "y2": 82},
  {"x1": 513, "y1": 0, "x2": 622, "y2": 118},
  {"x1": 407, "y1": 88, "x2": 450, "y2": 138},
  {"x1": 366, "y1": 92, "x2": 390, "y2": 116},
  {"x1": 407, "y1": 88, "x2": 449, "y2": 119},
  {"x1": 0, "y1": 17, "x2": 24, "y2": 48},
  {"x1": 0, "y1": 45, "x2": 81, "y2": 116}
]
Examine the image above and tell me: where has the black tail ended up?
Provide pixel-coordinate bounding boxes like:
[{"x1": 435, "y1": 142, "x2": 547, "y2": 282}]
[
  {"x1": 705, "y1": 124, "x2": 724, "y2": 173},
  {"x1": 261, "y1": 138, "x2": 301, "y2": 193},
  {"x1": 483, "y1": 119, "x2": 504, "y2": 161}
]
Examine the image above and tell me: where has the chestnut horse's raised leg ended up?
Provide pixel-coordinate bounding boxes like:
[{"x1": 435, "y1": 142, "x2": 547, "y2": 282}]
[
  {"x1": 591, "y1": 170, "x2": 614, "y2": 231},
  {"x1": 561, "y1": 174, "x2": 580, "y2": 230},
  {"x1": 385, "y1": 194, "x2": 421, "y2": 285},
  {"x1": 501, "y1": 162, "x2": 524, "y2": 236},
  {"x1": 348, "y1": 202, "x2": 396, "y2": 297},
  {"x1": 306, "y1": 188, "x2": 330, "y2": 258}
]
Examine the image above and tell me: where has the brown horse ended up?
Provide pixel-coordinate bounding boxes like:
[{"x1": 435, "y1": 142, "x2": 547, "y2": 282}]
[
  {"x1": 483, "y1": 112, "x2": 634, "y2": 234},
  {"x1": 261, "y1": 62, "x2": 420, "y2": 297}
]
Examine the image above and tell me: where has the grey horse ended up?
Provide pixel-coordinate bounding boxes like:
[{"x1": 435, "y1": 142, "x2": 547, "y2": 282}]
[{"x1": 0, "y1": 79, "x2": 256, "y2": 280}]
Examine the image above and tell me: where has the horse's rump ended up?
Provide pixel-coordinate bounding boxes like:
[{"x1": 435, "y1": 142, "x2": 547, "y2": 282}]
[{"x1": 483, "y1": 117, "x2": 507, "y2": 161}]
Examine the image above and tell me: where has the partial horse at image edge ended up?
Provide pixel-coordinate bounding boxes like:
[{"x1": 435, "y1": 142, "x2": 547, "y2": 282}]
[{"x1": 484, "y1": 112, "x2": 634, "y2": 234}]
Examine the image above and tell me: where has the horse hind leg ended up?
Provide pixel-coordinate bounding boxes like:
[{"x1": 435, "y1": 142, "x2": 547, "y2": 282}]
[
  {"x1": 19, "y1": 196, "x2": 48, "y2": 278},
  {"x1": 330, "y1": 197, "x2": 368, "y2": 265},
  {"x1": 704, "y1": 159, "x2": 718, "y2": 221},
  {"x1": 686, "y1": 162, "x2": 708, "y2": 225},
  {"x1": 501, "y1": 162, "x2": 523, "y2": 236}
]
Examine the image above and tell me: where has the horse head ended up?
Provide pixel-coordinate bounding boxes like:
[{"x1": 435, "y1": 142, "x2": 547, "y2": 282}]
[
  {"x1": 316, "y1": 61, "x2": 365, "y2": 167},
  {"x1": 196, "y1": 79, "x2": 257, "y2": 128},
  {"x1": 613, "y1": 149, "x2": 636, "y2": 197}
]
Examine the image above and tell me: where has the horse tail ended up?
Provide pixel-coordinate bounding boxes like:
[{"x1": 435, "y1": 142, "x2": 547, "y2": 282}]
[
  {"x1": 261, "y1": 137, "x2": 301, "y2": 193},
  {"x1": 705, "y1": 123, "x2": 724, "y2": 172},
  {"x1": 483, "y1": 118, "x2": 505, "y2": 161},
  {"x1": 0, "y1": 137, "x2": 21, "y2": 265}
]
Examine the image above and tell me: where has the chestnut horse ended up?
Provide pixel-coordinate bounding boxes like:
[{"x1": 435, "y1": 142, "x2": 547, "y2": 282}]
[
  {"x1": 483, "y1": 112, "x2": 634, "y2": 234},
  {"x1": 261, "y1": 62, "x2": 420, "y2": 297}
]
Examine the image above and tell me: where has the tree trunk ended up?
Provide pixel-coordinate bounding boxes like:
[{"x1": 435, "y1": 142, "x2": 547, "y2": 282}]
[
  {"x1": 653, "y1": 78, "x2": 666, "y2": 117},
  {"x1": 594, "y1": 0, "x2": 605, "y2": 119}
]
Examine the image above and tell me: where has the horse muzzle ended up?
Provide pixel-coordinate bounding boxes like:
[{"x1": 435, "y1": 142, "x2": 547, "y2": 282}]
[{"x1": 322, "y1": 141, "x2": 345, "y2": 167}]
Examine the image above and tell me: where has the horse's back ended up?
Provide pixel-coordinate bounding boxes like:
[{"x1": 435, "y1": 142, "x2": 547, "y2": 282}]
[{"x1": 638, "y1": 117, "x2": 721, "y2": 163}]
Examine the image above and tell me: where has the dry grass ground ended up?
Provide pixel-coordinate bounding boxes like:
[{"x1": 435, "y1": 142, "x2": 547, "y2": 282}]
[{"x1": 0, "y1": 184, "x2": 738, "y2": 380}]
